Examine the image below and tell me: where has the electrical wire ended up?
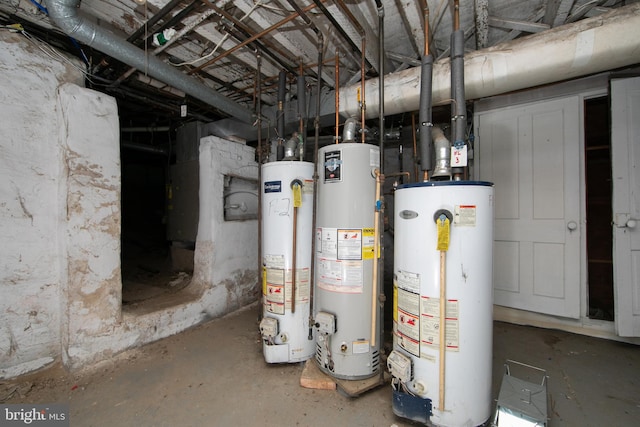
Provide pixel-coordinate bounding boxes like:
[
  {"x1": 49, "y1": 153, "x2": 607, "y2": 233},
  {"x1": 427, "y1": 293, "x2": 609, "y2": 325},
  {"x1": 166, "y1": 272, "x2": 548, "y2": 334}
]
[
  {"x1": 4, "y1": 25, "x2": 99, "y2": 83},
  {"x1": 170, "y1": 0, "x2": 263, "y2": 68}
]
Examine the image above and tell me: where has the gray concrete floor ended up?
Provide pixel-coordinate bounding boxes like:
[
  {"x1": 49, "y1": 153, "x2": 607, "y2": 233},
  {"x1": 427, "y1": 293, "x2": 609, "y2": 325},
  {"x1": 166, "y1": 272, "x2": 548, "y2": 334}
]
[{"x1": 2, "y1": 302, "x2": 639, "y2": 426}]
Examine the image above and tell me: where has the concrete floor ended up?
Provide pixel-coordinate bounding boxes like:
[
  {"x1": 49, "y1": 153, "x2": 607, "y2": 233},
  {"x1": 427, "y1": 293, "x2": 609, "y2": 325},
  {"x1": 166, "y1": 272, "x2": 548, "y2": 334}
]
[{"x1": 2, "y1": 302, "x2": 639, "y2": 427}]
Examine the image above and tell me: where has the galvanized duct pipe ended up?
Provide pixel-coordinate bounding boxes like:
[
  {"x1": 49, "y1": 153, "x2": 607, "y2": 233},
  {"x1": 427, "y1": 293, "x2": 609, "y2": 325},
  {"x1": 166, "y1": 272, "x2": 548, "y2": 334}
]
[
  {"x1": 334, "y1": 0, "x2": 367, "y2": 143},
  {"x1": 46, "y1": 0, "x2": 254, "y2": 124},
  {"x1": 418, "y1": 1, "x2": 433, "y2": 179},
  {"x1": 276, "y1": 70, "x2": 286, "y2": 160},
  {"x1": 339, "y1": 3, "x2": 640, "y2": 119}
]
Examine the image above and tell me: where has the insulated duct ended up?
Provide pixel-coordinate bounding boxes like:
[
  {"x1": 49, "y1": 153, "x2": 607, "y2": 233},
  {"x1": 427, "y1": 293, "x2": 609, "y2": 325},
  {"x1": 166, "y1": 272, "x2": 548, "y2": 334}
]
[
  {"x1": 47, "y1": 0, "x2": 254, "y2": 124},
  {"x1": 450, "y1": 2, "x2": 465, "y2": 178},
  {"x1": 418, "y1": 1, "x2": 433, "y2": 177},
  {"x1": 339, "y1": 3, "x2": 640, "y2": 119}
]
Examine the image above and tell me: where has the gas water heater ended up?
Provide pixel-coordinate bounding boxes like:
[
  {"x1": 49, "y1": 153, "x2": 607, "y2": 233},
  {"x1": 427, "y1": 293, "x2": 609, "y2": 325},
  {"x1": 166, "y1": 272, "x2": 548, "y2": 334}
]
[
  {"x1": 259, "y1": 161, "x2": 315, "y2": 363},
  {"x1": 389, "y1": 181, "x2": 494, "y2": 426},
  {"x1": 314, "y1": 143, "x2": 382, "y2": 380}
]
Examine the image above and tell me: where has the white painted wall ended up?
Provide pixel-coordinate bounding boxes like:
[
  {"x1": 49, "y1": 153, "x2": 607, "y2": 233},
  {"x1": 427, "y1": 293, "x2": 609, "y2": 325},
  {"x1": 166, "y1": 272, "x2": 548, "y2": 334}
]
[
  {"x1": 0, "y1": 32, "x2": 83, "y2": 377},
  {"x1": 0, "y1": 31, "x2": 260, "y2": 378}
]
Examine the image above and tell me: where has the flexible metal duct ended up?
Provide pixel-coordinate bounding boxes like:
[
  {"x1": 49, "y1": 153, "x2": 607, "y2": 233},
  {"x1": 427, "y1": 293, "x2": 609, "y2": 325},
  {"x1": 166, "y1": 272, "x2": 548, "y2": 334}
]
[
  {"x1": 47, "y1": 0, "x2": 254, "y2": 124},
  {"x1": 340, "y1": 3, "x2": 640, "y2": 119}
]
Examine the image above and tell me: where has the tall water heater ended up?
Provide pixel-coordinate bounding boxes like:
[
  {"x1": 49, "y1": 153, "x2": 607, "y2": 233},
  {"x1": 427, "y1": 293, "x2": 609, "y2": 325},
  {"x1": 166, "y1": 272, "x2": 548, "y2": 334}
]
[
  {"x1": 259, "y1": 161, "x2": 315, "y2": 363},
  {"x1": 388, "y1": 181, "x2": 494, "y2": 426},
  {"x1": 314, "y1": 143, "x2": 381, "y2": 380}
]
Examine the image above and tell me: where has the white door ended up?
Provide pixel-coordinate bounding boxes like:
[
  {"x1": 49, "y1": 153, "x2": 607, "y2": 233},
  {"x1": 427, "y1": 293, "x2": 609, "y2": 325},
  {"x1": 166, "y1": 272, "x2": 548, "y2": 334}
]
[
  {"x1": 611, "y1": 77, "x2": 640, "y2": 337},
  {"x1": 476, "y1": 96, "x2": 581, "y2": 318}
]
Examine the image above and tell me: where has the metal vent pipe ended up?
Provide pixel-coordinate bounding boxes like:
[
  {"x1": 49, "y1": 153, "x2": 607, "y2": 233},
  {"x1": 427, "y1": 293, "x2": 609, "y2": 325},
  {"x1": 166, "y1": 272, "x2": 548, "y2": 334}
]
[{"x1": 47, "y1": 0, "x2": 254, "y2": 124}]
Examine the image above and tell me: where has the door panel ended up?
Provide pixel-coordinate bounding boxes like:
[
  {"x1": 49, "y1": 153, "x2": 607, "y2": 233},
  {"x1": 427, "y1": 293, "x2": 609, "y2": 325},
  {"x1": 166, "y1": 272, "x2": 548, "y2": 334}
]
[
  {"x1": 611, "y1": 77, "x2": 640, "y2": 337},
  {"x1": 477, "y1": 96, "x2": 581, "y2": 318}
]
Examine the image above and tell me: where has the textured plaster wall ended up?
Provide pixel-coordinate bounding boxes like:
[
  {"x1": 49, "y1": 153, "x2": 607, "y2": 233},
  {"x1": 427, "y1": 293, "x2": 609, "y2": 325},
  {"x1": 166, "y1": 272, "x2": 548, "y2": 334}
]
[
  {"x1": 0, "y1": 32, "x2": 84, "y2": 378},
  {"x1": 193, "y1": 137, "x2": 260, "y2": 315},
  {"x1": 0, "y1": 31, "x2": 260, "y2": 379}
]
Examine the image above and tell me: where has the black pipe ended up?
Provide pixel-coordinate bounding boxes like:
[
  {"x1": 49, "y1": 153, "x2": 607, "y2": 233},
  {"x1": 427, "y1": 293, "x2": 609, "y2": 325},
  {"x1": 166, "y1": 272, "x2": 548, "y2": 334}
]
[
  {"x1": 451, "y1": 29, "x2": 465, "y2": 177},
  {"x1": 256, "y1": 51, "x2": 263, "y2": 300},
  {"x1": 419, "y1": 54, "x2": 433, "y2": 175},
  {"x1": 309, "y1": 32, "x2": 324, "y2": 341},
  {"x1": 277, "y1": 70, "x2": 286, "y2": 160}
]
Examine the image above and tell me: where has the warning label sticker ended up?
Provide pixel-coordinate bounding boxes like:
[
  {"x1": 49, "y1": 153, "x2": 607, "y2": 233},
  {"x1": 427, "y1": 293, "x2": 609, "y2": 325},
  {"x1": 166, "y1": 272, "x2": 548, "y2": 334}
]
[
  {"x1": 264, "y1": 267, "x2": 285, "y2": 314},
  {"x1": 337, "y1": 229, "x2": 362, "y2": 260},
  {"x1": 317, "y1": 258, "x2": 363, "y2": 293},
  {"x1": 396, "y1": 270, "x2": 420, "y2": 294},
  {"x1": 454, "y1": 205, "x2": 477, "y2": 226},
  {"x1": 395, "y1": 287, "x2": 421, "y2": 357},
  {"x1": 317, "y1": 228, "x2": 338, "y2": 258},
  {"x1": 362, "y1": 228, "x2": 375, "y2": 260},
  {"x1": 420, "y1": 297, "x2": 460, "y2": 353},
  {"x1": 284, "y1": 268, "x2": 310, "y2": 309}
]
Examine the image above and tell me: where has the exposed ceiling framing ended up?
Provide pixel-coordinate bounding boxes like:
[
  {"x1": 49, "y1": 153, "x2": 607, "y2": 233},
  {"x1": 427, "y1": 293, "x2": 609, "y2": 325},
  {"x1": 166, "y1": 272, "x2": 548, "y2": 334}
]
[{"x1": 1, "y1": 0, "x2": 638, "y2": 145}]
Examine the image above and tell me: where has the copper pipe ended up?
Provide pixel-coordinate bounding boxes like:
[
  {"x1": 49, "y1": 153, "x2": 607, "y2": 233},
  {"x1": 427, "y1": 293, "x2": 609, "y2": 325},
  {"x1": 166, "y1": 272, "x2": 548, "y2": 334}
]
[
  {"x1": 189, "y1": 2, "x2": 319, "y2": 74},
  {"x1": 291, "y1": 188, "x2": 298, "y2": 314},
  {"x1": 371, "y1": 169, "x2": 383, "y2": 346},
  {"x1": 335, "y1": 49, "x2": 340, "y2": 144},
  {"x1": 299, "y1": 60, "x2": 305, "y2": 136},
  {"x1": 454, "y1": 0, "x2": 460, "y2": 31},
  {"x1": 202, "y1": 0, "x2": 298, "y2": 76},
  {"x1": 423, "y1": 0, "x2": 430, "y2": 56},
  {"x1": 360, "y1": 36, "x2": 366, "y2": 143}
]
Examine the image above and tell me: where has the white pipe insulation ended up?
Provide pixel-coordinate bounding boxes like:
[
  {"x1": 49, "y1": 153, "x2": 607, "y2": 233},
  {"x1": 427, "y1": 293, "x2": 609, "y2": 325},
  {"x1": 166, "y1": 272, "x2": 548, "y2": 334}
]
[{"x1": 339, "y1": 3, "x2": 640, "y2": 119}]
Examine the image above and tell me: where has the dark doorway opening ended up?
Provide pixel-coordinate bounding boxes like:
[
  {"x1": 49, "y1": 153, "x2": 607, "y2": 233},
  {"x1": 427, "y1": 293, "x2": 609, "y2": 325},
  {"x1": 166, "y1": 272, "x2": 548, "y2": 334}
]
[
  {"x1": 584, "y1": 96, "x2": 614, "y2": 321},
  {"x1": 120, "y1": 134, "x2": 191, "y2": 307}
]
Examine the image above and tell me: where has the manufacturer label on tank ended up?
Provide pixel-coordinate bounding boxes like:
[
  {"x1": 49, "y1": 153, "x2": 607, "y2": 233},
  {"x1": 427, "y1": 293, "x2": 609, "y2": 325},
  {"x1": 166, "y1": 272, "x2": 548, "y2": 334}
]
[
  {"x1": 454, "y1": 205, "x2": 476, "y2": 226},
  {"x1": 323, "y1": 150, "x2": 342, "y2": 182},
  {"x1": 264, "y1": 180, "x2": 282, "y2": 193}
]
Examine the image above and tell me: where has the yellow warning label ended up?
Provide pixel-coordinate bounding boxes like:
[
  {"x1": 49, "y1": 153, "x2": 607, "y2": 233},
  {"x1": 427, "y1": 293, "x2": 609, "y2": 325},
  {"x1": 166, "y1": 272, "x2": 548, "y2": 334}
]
[
  {"x1": 262, "y1": 266, "x2": 267, "y2": 295},
  {"x1": 362, "y1": 228, "x2": 375, "y2": 260},
  {"x1": 393, "y1": 283, "x2": 398, "y2": 322}
]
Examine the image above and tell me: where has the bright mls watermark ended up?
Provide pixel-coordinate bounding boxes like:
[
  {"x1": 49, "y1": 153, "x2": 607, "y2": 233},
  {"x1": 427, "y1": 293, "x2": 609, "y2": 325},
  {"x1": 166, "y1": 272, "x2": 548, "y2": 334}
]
[{"x1": 0, "y1": 405, "x2": 69, "y2": 426}]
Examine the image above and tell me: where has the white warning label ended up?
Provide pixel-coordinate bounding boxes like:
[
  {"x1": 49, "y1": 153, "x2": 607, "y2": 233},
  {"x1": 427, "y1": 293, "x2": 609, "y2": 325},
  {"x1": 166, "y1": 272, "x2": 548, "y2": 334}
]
[
  {"x1": 454, "y1": 205, "x2": 477, "y2": 226},
  {"x1": 337, "y1": 229, "x2": 362, "y2": 260}
]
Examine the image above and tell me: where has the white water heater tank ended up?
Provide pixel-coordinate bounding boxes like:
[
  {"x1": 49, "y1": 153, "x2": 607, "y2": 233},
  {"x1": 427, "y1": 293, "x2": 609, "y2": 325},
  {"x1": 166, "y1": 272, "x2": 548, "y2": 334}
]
[
  {"x1": 260, "y1": 161, "x2": 315, "y2": 363},
  {"x1": 391, "y1": 181, "x2": 494, "y2": 426}
]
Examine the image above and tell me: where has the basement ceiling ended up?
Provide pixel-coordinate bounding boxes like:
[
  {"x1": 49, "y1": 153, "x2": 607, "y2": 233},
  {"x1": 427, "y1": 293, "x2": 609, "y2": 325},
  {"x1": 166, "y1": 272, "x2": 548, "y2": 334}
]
[{"x1": 1, "y1": 0, "x2": 637, "y2": 139}]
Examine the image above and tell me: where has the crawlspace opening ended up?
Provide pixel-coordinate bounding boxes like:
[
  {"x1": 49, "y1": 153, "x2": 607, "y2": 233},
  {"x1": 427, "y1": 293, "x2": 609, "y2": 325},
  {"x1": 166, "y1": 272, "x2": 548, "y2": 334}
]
[{"x1": 120, "y1": 141, "x2": 194, "y2": 307}]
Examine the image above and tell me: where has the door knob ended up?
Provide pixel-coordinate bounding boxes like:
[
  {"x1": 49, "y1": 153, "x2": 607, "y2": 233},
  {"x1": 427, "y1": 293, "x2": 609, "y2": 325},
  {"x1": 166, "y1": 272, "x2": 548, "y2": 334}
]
[
  {"x1": 567, "y1": 221, "x2": 578, "y2": 231},
  {"x1": 627, "y1": 219, "x2": 637, "y2": 229}
]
